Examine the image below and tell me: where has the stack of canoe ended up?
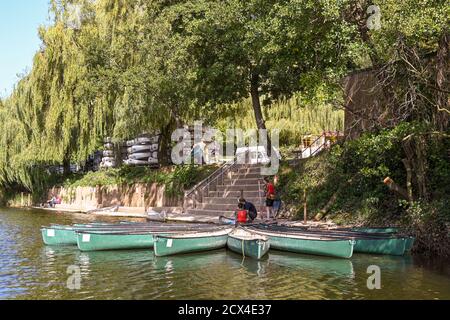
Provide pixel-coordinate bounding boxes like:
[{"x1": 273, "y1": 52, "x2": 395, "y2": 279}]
[
  {"x1": 100, "y1": 137, "x2": 117, "y2": 169},
  {"x1": 124, "y1": 135, "x2": 160, "y2": 166}
]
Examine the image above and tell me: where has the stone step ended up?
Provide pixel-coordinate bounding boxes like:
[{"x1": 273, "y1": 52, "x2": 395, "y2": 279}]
[
  {"x1": 187, "y1": 209, "x2": 235, "y2": 216},
  {"x1": 237, "y1": 167, "x2": 266, "y2": 174},
  {"x1": 208, "y1": 190, "x2": 262, "y2": 198},
  {"x1": 203, "y1": 197, "x2": 262, "y2": 205},
  {"x1": 217, "y1": 184, "x2": 260, "y2": 192},
  {"x1": 222, "y1": 178, "x2": 263, "y2": 186},
  {"x1": 230, "y1": 173, "x2": 264, "y2": 179}
]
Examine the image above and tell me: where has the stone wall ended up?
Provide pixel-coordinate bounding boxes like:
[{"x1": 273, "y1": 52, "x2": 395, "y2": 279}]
[{"x1": 47, "y1": 183, "x2": 183, "y2": 211}]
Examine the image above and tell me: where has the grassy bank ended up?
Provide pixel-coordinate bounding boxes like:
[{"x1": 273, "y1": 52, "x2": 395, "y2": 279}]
[{"x1": 278, "y1": 123, "x2": 450, "y2": 257}]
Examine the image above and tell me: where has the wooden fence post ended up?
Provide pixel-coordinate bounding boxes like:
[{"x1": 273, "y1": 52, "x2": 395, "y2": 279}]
[{"x1": 303, "y1": 189, "x2": 308, "y2": 224}]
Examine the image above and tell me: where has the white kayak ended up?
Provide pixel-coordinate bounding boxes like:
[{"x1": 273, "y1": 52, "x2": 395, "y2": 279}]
[
  {"x1": 129, "y1": 152, "x2": 153, "y2": 160},
  {"x1": 124, "y1": 159, "x2": 150, "y2": 166},
  {"x1": 126, "y1": 137, "x2": 159, "y2": 146},
  {"x1": 128, "y1": 144, "x2": 159, "y2": 154}
]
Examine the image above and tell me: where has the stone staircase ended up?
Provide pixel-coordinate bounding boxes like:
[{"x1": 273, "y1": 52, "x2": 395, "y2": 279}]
[{"x1": 186, "y1": 165, "x2": 266, "y2": 217}]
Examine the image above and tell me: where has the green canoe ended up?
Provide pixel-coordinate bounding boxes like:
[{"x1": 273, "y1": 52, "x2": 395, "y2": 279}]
[
  {"x1": 259, "y1": 225, "x2": 407, "y2": 256},
  {"x1": 154, "y1": 228, "x2": 233, "y2": 257},
  {"x1": 405, "y1": 236, "x2": 416, "y2": 252},
  {"x1": 350, "y1": 227, "x2": 400, "y2": 234},
  {"x1": 227, "y1": 228, "x2": 270, "y2": 260},
  {"x1": 41, "y1": 223, "x2": 219, "y2": 246},
  {"x1": 353, "y1": 237, "x2": 406, "y2": 256},
  {"x1": 249, "y1": 228, "x2": 355, "y2": 259},
  {"x1": 41, "y1": 227, "x2": 78, "y2": 246},
  {"x1": 76, "y1": 231, "x2": 157, "y2": 252}
]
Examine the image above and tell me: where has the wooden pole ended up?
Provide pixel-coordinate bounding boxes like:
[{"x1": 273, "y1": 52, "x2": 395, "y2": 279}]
[{"x1": 303, "y1": 189, "x2": 308, "y2": 224}]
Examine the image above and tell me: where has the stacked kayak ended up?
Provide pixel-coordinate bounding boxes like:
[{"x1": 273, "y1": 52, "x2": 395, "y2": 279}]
[
  {"x1": 100, "y1": 137, "x2": 117, "y2": 168},
  {"x1": 124, "y1": 135, "x2": 160, "y2": 166}
]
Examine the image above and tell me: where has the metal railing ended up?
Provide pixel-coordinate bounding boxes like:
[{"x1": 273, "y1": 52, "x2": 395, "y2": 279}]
[
  {"x1": 296, "y1": 132, "x2": 343, "y2": 159},
  {"x1": 184, "y1": 152, "x2": 248, "y2": 210}
]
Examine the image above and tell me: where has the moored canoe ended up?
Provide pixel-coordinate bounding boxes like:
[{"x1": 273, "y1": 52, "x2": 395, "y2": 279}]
[
  {"x1": 353, "y1": 237, "x2": 407, "y2": 256},
  {"x1": 254, "y1": 225, "x2": 407, "y2": 256},
  {"x1": 76, "y1": 231, "x2": 156, "y2": 252},
  {"x1": 349, "y1": 227, "x2": 400, "y2": 234},
  {"x1": 248, "y1": 228, "x2": 355, "y2": 259},
  {"x1": 41, "y1": 227, "x2": 78, "y2": 246},
  {"x1": 405, "y1": 236, "x2": 416, "y2": 252},
  {"x1": 41, "y1": 223, "x2": 224, "y2": 246},
  {"x1": 154, "y1": 228, "x2": 233, "y2": 257},
  {"x1": 227, "y1": 228, "x2": 270, "y2": 260}
]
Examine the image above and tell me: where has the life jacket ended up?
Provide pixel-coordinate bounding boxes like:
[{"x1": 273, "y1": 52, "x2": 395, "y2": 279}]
[{"x1": 237, "y1": 210, "x2": 248, "y2": 223}]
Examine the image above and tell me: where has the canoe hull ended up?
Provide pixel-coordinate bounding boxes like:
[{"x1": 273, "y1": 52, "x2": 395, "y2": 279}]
[
  {"x1": 351, "y1": 227, "x2": 399, "y2": 234},
  {"x1": 227, "y1": 236, "x2": 270, "y2": 260},
  {"x1": 405, "y1": 237, "x2": 416, "y2": 252},
  {"x1": 266, "y1": 234, "x2": 354, "y2": 259},
  {"x1": 154, "y1": 234, "x2": 229, "y2": 257},
  {"x1": 76, "y1": 233, "x2": 155, "y2": 252},
  {"x1": 354, "y1": 238, "x2": 407, "y2": 256},
  {"x1": 41, "y1": 228, "x2": 77, "y2": 246}
]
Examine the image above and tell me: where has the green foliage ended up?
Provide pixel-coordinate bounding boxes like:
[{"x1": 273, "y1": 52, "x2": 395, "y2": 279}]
[
  {"x1": 215, "y1": 94, "x2": 344, "y2": 145},
  {"x1": 401, "y1": 200, "x2": 450, "y2": 257},
  {"x1": 278, "y1": 122, "x2": 450, "y2": 229}
]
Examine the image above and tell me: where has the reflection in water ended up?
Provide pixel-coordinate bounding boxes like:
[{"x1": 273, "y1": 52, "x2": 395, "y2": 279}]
[{"x1": 0, "y1": 208, "x2": 449, "y2": 300}]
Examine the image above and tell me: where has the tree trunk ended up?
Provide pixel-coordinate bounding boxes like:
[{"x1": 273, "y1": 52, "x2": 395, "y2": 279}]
[
  {"x1": 435, "y1": 32, "x2": 449, "y2": 130},
  {"x1": 402, "y1": 159, "x2": 414, "y2": 203},
  {"x1": 63, "y1": 154, "x2": 71, "y2": 176},
  {"x1": 159, "y1": 119, "x2": 176, "y2": 166},
  {"x1": 250, "y1": 72, "x2": 267, "y2": 131},
  {"x1": 250, "y1": 72, "x2": 272, "y2": 156}
]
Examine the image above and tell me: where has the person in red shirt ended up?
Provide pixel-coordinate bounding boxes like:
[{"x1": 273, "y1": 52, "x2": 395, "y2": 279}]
[{"x1": 264, "y1": 177, "x2": 276, "y2": 220}]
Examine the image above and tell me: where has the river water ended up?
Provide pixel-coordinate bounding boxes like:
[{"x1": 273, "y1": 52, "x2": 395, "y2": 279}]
[{"x1": 0, "y1": 208, "x2": 449, "y2": 300}]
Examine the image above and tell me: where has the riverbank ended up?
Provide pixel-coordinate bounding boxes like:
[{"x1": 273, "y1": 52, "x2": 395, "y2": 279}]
[{"x1": 277, "y1": 124, "x2": 450, "y2": 258}]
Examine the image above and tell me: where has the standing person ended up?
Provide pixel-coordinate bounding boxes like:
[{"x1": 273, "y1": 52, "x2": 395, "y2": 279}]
[{"x1": 264, "y1": 177, "x2": 276, "y2": 220}]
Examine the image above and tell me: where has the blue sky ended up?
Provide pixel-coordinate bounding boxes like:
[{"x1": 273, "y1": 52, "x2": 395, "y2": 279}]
[{"x1": 0, "y1": 0, "x2": 51, "y2": 98}]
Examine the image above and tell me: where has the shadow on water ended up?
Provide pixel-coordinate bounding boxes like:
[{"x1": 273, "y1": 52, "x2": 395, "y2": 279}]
[{"x1": 1, "y1": 208, "x2": 450, "y2": 300}]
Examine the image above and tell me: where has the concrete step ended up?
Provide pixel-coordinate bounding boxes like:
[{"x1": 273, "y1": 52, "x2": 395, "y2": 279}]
[
  {"x1": 197, "y1": 203, "x2": 265, "y2": 211},
  {"x1": 222, "y1": 178, "x2": 262, "y2": 186},
  {"x1": 187, "y1": 209, "x2": 235, "y2": 216},
  {"x1": 208, "y1": 190, "x2": 262, "y2": 198},
  {"x1": 237, "y1": 167, "x2": 266, "y2": 174},
  {"x1": 230, "y1": 173, "x2": 264, "y2": 179},
  {"x1": 217, "y1": 185, "x2": 260, "y2": 192},
  {"x1": 203, "y1": 197, "x2": 262, "y2": 205}
]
